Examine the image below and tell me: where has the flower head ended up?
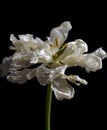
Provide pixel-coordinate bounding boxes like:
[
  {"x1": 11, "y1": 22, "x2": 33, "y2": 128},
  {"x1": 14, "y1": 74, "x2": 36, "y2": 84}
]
[{"x1": 0, "y1": 21, "x2": 106, "y2": 100}]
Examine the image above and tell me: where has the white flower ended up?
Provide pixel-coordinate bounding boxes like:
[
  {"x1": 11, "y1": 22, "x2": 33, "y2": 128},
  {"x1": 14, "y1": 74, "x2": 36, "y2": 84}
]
[{"x1": 0, "y1": 21, "x2": 106, "y2": 100}]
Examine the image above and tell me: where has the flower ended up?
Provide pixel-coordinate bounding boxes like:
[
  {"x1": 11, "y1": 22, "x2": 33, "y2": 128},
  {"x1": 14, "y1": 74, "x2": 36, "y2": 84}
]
[{"x1": 0, "y1": 21, "x2": 106, "y2": 100}]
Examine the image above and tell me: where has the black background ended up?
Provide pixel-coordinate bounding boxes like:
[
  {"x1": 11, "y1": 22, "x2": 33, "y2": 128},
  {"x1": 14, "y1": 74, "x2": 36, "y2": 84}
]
[{"x1": 0, "y1": 1, "x2": 107, "y2": 130}]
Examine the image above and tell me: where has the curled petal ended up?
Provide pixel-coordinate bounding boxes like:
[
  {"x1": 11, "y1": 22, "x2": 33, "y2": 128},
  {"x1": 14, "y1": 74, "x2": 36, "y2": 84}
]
[
  {"x1": 94, "y1": 48, "x2": 107, "y2": 59},
  {"x1": 61, "y1": 39, "x2": 88, "y2": 66},
  {"x1": 10, "y1": 34, "x2": 18, "y2": 44},
  {"x1": 67, "y1": 75, "x2": 88, "y2": 86},
  {"x1": 10, "y1": 34, "x2": 21, "y2": 50},
  {"x1": 50, "y1": 21, "x2": 72, "y2": 48},
  {"x1": 51, "y1": 77, "x2": 75, "y2": 100},
  {"x1": 75, "y1": 39, "x2": 88, "y2": 53},
  {"x1": 78, "y1": 54, "x2": 102, "y2": 72},
  {"x1": 10, "y1": 34, "x2": 37, "y2": 51}
]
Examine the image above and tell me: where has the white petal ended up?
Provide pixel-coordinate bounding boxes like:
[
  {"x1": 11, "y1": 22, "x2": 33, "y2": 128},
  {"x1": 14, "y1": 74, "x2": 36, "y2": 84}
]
[
  {"x1": 94, "y1": 48, "x2": 107, "y2": 59},
  {"x1": 51, "y1": 77, "x2": 75, "y2": 100},
  {"x1": 10, "y1": 34, "x2": 20, "y2": 50},
  {"x1": 61, "y1": 39, "x2": 88, "y2": 66},
  {"x1": 35, "y1": 37, "x2": 45, "y2": 47},
  {"x1": 36, "y1": 66, "x2": 50, "y2": 86},
  {"x1": 10, "y1": 34, "x2": 38, "y2": 51},
  {"x1": 30, "y1": 48, "x2": 52, "y2": 64},
  {"x1": 10, "y1": 34, "x2": 18, "y2": 43},
  {"x1": 50, "y1": 65, "x2": 67, "y2": 80},
  {"x1": 78, "y1": 54, "x2": 102, "y2": 72},
  {"x1": 67, "y1": 75, "x2": 88, "y2": 86},
  {"x1": 12, "y1": 52, "x2": 32, "y2": 68},
  {"x1": 18, "y1": 34, "x2": 34, "y2": 42},
  {"x1": 75, "y1": 39, "x2": 88, "y2": 53},
  {"x1": 50, "y1": 21, "x2": 72, "y2": 48}
]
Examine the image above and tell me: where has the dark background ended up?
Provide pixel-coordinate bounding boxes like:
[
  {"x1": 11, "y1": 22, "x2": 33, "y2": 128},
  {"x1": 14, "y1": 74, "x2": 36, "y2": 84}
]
[{"x1": 0, "y1": 1, "x2": 107, "y2": 130}]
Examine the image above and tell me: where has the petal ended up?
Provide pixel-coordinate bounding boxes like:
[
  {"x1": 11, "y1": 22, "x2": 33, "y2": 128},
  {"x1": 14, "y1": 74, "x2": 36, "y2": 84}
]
[
  {"x1": 94, "y1": 48, "x2": 107, "y2": 59},
  {"x1": 18, "y1": 34, "x2": 34, "y2": 42},
  {"x1": 51, "y1": 77, "x2": 75, "y2": 100},
  {"x1": 67, "y1": 75, "x2": 88, "y2": 86},
  {"x1": 30, "y1": 49, "x2": 52, "y2": 64},
  {"x1": 75, "y1": 39, "x2": 88, "y2": 53},
  {"x1": 25, "y1": 69, "x2": 37, "y2": 80},
  {"x1": 7, "y1": 73, "x2": 27, "y2": 84},
  {"x1": 50, "y1": 21, "x2": 72, "y2": 48},
  {"x1": 65, "y1": 39, "x2": 88, "y2": 57},
  {"x1": 35, "y1": 37, "x2": 45, "y2": 47},
  {"x1": 50, "y1": 65, "x2": 67, "y2": 80},
  {"x1": 61, "y1": 39, "x2": 88, "y2": 66},
  {"x1": 0, "y1": 57, "x2": 12, "y2": 77},
  {"x1": 7, "y1": 69, "x2": 36, "y2": 84},
  {"x1": 78, "y1": 54, "x2": 102, "y2": 72},
  {"x1": 30, "y1": 50, "x2": 40, "y2": 64},
  {"x1": 10, "y1": 34, "x2": 18, "y2": 43},
  {"x1": 10, "y1": 34, "x2": 21, "y2": 50},
  {"x1": 36, "y1": 66, "x2": 50, "y2": 86},
  {"x1": 12, "y1": 52, "x2": 32, "y2": 69},
  {"x1": 10, "y1": 34, "x2": 37, "y2": 51}
]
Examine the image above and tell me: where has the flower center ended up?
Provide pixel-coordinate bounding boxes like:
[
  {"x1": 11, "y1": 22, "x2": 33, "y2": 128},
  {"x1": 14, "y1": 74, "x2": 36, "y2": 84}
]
[{"x1": 52, "y1": 44, "x2": 67, "y2": 60}]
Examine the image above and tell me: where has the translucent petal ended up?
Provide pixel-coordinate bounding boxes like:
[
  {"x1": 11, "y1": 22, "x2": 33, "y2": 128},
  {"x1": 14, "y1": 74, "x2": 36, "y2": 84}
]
[
  {"x1": 7, "y1": 69, "x2": 36, "y2": 84},
  {"x1": 51, "y1": 77, "x2": 75, "y2": 100},
  {"x1": 30, "y1": 49, "x2": 52, "y2": 64},
  {"x1": 49, "y1": 65, "x2": 67, "y2": 80},
  {"x1": 36, "y1": 65, "x2": 67, "y2": 86},
  {"x1": 7, "y1": 73, "x2": 27, "y2": 84},
  {"x1": 30, "y1": 50, "x2": 40, "y2": 64},
  {"x1": 0, "y1": 57, "x2": 12, "y2": 77},
  {"x1": 50, "y1": 21, "x2": 72, "y2": 48},
  {"x1": 36, "y1": 66, "x2": 50, "y2": 86},
  {"x1": 25, "y1": 69, "x2": 37, "y2": 80},
  {"x1": 78, "y1": 54, "x2": 102, "y2": 72},
  {"x1": 12, "y1": 52, "x2": 33, "y2": 69}
]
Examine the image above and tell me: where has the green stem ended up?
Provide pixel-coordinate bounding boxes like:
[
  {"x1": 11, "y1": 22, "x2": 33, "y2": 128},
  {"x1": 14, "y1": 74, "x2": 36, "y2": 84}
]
[{"x1": 45, "y1": 83, "x2": 52, "y2": 130}]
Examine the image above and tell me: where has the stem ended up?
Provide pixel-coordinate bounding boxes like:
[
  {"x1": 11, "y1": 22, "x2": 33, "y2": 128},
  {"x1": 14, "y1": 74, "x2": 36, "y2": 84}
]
[{"x1": 45, "y1": 83, "x2": 52, "y2": 130}]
